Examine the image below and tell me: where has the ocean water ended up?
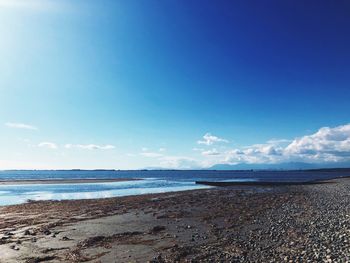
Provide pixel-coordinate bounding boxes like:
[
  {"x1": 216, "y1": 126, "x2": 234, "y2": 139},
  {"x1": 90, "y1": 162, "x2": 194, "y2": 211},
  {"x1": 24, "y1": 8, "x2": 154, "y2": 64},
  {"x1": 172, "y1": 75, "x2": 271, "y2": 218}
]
[{"x1": 0, "y1": 170, "x2": 348, "y2": 206}]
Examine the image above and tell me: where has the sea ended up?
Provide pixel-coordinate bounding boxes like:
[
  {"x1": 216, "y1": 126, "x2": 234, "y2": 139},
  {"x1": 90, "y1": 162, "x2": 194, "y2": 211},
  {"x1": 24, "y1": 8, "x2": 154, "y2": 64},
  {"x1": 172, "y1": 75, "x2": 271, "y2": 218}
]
[{"x1": 0, "y1": 169, "x2": 349, "y2": 206}]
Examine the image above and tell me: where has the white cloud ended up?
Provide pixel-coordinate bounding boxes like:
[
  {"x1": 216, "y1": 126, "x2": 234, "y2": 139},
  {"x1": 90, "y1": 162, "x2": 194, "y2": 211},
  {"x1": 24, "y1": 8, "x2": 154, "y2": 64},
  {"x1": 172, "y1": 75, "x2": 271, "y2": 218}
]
[
  {"x1": 202, "y1": 148, "x2": 220, "y2": 156},
  {"x1": 220, "y1": 124, "x2": 350, "y2": 165},
  {"x1": 140, "y1": 152, "x2": 163, "y2": 158},
  {"x1": 266, "y1": 138, "x2": 291, "y2": 144},
  {"x1": 65, "y1": 144, "x2": 115, "y2": 150},
  {"x1": 222, "y1": 138, "x2": 290, "y2": 164},
  {"x1": 5, "y1": 122, "x2": 38, "y2": 130},
  {"x1": 223, "y1": 146, "x2": 283, "y2": 165},
  {"x1": 38, "y1": 142, "x2": 57, "y2": 149},
  {"x1": 138, "y1": 149, "x2": 200, "y2": 169},
  {"x1": 140, "y1": 148, "x2": 166, "y2": 157},
  {"x1": 285, "y1": 124, "x2": 350, "y2": 161},
  {"x1": 75, "y1": 123, "x2": 350, "y2": 167},
  {"x1": 197, "y1": 133, "x2": 228, "y2": 145},
  {"x1": 159, "y1": 156, "x2": 200, "y2": 169}
]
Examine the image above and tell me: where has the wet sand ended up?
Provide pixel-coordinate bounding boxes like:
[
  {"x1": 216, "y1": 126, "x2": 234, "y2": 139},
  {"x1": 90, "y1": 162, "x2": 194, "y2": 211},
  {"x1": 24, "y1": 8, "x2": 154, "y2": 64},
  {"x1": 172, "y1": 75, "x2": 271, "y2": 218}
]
[
  {"x1": 0, "y1": 178, "x2": 349, "y2": 262},
  {"x1": 0, "y1": 178, "x2": 140, "y2": 185}
]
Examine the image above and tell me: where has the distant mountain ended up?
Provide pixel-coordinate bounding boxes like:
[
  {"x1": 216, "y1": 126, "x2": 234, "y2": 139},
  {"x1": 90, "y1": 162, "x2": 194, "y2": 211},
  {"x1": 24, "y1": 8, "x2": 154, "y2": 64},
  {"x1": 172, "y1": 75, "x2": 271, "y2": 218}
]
[{"x1": 209, "y1": 162, "x2": 350, "y2": 170}]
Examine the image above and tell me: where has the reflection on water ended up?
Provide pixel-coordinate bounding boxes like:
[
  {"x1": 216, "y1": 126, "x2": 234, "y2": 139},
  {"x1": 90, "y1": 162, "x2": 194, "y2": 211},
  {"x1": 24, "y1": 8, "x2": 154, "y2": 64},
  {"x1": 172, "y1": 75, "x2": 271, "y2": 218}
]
[{"x1": 0, "y1": 179, "x2": 211, "y2": 206}]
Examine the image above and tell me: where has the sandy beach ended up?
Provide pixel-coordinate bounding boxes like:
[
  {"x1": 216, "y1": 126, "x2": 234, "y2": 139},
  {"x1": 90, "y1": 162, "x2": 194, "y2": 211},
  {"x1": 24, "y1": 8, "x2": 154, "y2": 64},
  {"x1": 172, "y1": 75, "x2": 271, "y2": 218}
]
[{"x1": 0, "y1": 178, "x2": 349, "y2": 262}]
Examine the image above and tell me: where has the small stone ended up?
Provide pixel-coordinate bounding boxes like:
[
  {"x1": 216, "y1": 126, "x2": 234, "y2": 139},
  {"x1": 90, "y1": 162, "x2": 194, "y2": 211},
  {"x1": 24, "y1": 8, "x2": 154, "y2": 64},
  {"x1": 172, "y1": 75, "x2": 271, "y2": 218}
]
[{"x1": 10, "y1": 245, "x2": 19, "y2": 250}]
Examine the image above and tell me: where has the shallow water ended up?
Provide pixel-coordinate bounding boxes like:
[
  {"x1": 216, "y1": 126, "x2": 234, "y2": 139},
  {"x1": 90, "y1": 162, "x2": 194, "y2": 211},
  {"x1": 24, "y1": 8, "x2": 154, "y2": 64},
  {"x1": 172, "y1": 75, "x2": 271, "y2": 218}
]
[
  {"x1": 0, "y1": 170, "x2": 348, "y2": 206},
  {"x1": 0, "y1": 179, "x2": 211, "y2": 206}
]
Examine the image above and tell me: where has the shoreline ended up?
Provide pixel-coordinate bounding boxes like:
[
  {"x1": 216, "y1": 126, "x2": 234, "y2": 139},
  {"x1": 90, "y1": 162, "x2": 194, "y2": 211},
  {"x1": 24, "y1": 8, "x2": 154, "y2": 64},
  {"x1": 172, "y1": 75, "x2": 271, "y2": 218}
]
[{"x1": 0, "y1": 178, "x2": 141, "y2": 185}]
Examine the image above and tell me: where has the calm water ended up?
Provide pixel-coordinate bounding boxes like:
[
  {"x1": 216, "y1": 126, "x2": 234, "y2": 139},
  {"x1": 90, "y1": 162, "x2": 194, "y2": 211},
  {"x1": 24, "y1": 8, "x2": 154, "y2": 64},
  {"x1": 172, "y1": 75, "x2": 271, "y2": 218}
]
[{"x1": 0, "y1": 170, "x2": 348, "y2": 206}]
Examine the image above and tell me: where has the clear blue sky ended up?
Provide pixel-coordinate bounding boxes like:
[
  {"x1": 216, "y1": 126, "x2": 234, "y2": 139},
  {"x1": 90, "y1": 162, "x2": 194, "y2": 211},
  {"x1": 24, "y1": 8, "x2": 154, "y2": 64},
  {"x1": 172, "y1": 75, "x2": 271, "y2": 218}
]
[{"x1": 1, "y1": 0, "x2": 350, "y2": 169}]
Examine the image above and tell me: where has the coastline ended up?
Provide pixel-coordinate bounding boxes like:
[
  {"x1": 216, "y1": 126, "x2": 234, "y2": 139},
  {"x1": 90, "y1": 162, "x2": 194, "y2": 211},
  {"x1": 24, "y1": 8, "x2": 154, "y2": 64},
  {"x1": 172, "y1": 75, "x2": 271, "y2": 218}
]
[
  {"x1": 1, "y1": 178, "x2": 349, "y2": 262},
  {"x1": 0, "y1": 178, "x2": 141, "y2": 185}
]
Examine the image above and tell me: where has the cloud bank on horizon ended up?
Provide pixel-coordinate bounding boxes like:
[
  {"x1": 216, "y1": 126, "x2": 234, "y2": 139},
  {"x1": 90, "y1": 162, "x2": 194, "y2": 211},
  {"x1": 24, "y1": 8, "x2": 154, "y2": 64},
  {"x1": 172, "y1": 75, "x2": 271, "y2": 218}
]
[
  {"x1": 137, "y1": 123, "x2": 350, "y2": 169},
  {"x1": 204, "y1": 124, "x2": 350, "y2": 168},
  {"x1": 2, "y1": 122, "x2": 350, "y2": 170}
]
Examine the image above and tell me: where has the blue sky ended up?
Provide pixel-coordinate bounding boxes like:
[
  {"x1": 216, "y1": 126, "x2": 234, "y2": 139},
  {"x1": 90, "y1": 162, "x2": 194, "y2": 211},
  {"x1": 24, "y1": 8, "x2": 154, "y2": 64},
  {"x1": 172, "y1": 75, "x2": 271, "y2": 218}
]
[{"x1": 1, "y1": 0, "x2": 350, "y2": 169}]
